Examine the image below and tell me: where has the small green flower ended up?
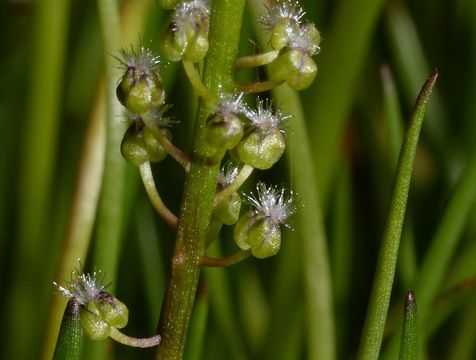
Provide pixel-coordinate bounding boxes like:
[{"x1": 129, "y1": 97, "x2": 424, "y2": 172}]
[
  {"x1": 268, "y1": 21, "x2": 320, "y2": 90},
  {"x1": 231, "y1": 99, "x2": 290, "y2": 170},
  {"x1": 162, "y1": 0, "x2": 210, "y2": 62},
  {"x1": 205, "y1": 92, "x2": 245, "y2": 155},
  {"x1": 116, "y1": 46, "x2": 165, "y2": 114},
  {"x1": 234, "y1": 182, "x2": 298, "y2": 258},
  {"x1": 54, "y1": 266, "x2": 129, "y2": 341},
  {"x1": 121, "y1": 108, "x2": 173, "y2": 166}
]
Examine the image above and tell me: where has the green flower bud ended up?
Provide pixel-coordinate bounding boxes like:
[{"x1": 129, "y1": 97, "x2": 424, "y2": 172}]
[
  {"x1": 80, "y1": 306, "x2": 110, "y2": 341},
  {"x1": 206, "y1": 113, "x2": 244, "y2": 151},
  {"x1": 162, "y1": 26, "x2": 188, "y2": 62},
  {"x1": 235, "y1": 182, "x2": 299, "y2": 259},
  {"x1": 143, "y1": 126, "x2": 170, "y2": 162},
  {"x1": 232, "y1": 128, "x2": 286, "y2": 170},
  {"x1": 121, "y1": 122, "x2": 150, "y2": 166},
  {"x1": 301, "y1": 22, "x2": 321, "y2": 49},
  {"x1": 124, "y1": 74, "x2": 165, "y2": 114},
  {"x1": 163, "y1": 0, "x2": 211, "y2": 62},
  {"x1": 268, "y1": 48, "x2": 317, "y2": 90},
  {"x1": 248, "y1": 217, "x2": 282, "y2": 259},
  {"x1": 234, "y1": 210, "x2": 254, "y2": 250},
  {"x1": 183, "y1": 32, "x2": 209, "y2": 63},
  {"x1": 270, "y1": 18, "x2": 294, "y2": 50},
  {"x1": 214, "y1": 191, "x2": 241, "y2": 225},
  {"x1": 121, "y1": 120, "x2": 170, "y2": 166},
  {"x1": 97, "y1": 294, "x2": 129, "y2": 329},
  {"x1": 116, "y1": 47, "x2": 165, "y2": 114}
]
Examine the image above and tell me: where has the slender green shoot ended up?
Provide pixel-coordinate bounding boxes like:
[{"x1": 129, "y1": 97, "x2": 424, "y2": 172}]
[
  {"x1": 53, "y1": 300, "x2": 82, "y2": 360},
  {"x1": 356, "y1": 69, "x2": 438, "y2": 360},
  {"x1": 399, "y1": 291, "x2": 419, "y2": 360}
]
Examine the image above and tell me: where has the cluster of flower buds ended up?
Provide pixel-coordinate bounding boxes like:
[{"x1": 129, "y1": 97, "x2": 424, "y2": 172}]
[
  {"x1": 161, "y1": 0, "x2": 211, "y2": 63},
  {"x1": 54, "y1": 270, "x2": 129, "y2": 340},
  {"x1": 203, "y1": 93, "x2": 289, "y2": 170},
  {"x1": 231, "y1": 98, "x2": 290, "y2": 170},
  {"x1": 116, "y1": 46, "x2": 173, "y2": 166},
  {"x1": 205, "y1": 95, "x2": 296, "y2": 258},
  {"x1": 121, "y1": 107, "x2": 173, "y2": 166},
  {"x1": 260, "y1": 0, "x2": 321, "y2": 90},
  {"x1": 234, "y1": 183, "x2": 298, "y2": 258}
]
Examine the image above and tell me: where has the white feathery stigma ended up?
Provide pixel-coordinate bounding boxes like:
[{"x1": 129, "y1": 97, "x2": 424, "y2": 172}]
[
  {"x1": 173, "y1": 0, "x2": 210, "y2": 33},
  {"x1": 216, "y1": 92, "x2": 245, "y2": 118},
  {"x1": 286, "y1": 24, "x2": 320, "y2": 55},
  {"x1": 119, "y1": 46, "x2": 160, "y2": 74},
  {"x1": 54, "y1": 268, "x2": 106, "y2": 305},
  {"x1": 245, "y1": 182, "x2": 298, "y2": 227},
  {"x1": 218, "y1": 163, "x2": 240, "y2": 188},
  {"x1": 259, "y1": 0, "x2": 306, "y2": 28},
  {"x1": 244, "y1": 99, "x2": 291, "y2": 132}
]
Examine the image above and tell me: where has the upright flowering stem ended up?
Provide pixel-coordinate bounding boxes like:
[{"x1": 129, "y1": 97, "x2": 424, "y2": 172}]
[{"x1": 155, "y1": 0, "x2": 245, "y2": 359}]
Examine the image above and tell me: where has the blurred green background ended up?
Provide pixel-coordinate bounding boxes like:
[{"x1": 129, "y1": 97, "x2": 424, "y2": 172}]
[{"x1": 1, "y1": 0, "x2": 476, "y2": 359}]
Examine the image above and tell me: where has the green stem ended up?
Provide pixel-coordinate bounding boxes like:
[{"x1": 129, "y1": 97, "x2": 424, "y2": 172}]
[
  {"x1": 356, "y1": 69, "x2": 438, "y2": 360},
  {"x1": 142, "y1": 116, "x2": 191, "y2": 171},
  {"x1": 200, "y1": 250, "x2": 251, "y2": 267},
  {"x1": 109, "y1": 327, "x2": 161, "y2": 348},
  {"x1": 399, "y1": 291, "x2": 419, "y2": 360},
  {"x1": 182, "y1": 60, "x2": 214, "y2": 102},
  {"x1": 52, "y1": 300, "x2": 82, "y2": 360},
  {"x1": 213, "y1": 164, "x2": 253, "y2": 206},
  {"x1": 234, "y1": 50, "x2": 279, "y2": 68},
  {"x1": 139, "y1": 162, "x2": 178, "y2": 229},
  {"x1": 155, "y1": 0, "x2": 245, "y2": 358}
]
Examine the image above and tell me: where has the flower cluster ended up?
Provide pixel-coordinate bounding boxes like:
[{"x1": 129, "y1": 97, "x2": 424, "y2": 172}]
[
  {"x1": 231, "y1": 99, "x2": 290, "y2": 170},
  {"x1": 162, "y1": 0, "x2": 211, "y2": 62},
  {"x1": 54, "y1": 267, "x2": 129, "y2": 341},
  {"x1": 115, "y1": 46, "x2": 177, "y2": 167},
  {"x1": 261, "y1": 0, "x2": 321, "y2": 90},
  {"x1": 234, "y1": 182, "x2": 298, "y2": 258}
]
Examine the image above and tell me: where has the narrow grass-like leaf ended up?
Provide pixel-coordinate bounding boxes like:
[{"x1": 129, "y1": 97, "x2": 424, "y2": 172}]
[
  {"x1": 414, "y1": 151, "x2": 476, "y2": 324},
  {"x1": 357, "y1": 69, "x2": 438, "y2": 360},
  {"x1": 274, "y1": 84, "x2": 336, "y2": 360},
  {"x1": 381, "y1": 65, "x2": 418, "y2": 289},
  {"x1": 7, "y1": 0, "x2": 71, "y2": 357},
  {"x1": 331, "y1": 164, "x2": 353, "y2": 357},
  {"x1": 399, "y1": 291, "x2": 418, "y2": 360},
  {"x1": 448, "y1": 289, "x2": 476, "y2": 360},
  {"x1": 53, "y1": 300, "x2": 82, "y2": 360}
]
